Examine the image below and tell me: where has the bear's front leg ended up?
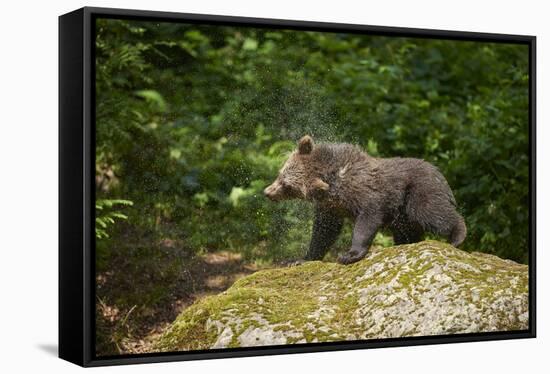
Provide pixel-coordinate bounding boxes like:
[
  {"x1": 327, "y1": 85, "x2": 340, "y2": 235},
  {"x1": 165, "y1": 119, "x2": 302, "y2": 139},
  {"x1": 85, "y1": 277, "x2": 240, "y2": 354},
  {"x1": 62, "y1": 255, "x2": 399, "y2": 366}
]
[
  {"x1": 338, "y1": 213, "x2": 382, "y2": 265},
  {"x1": 304, "y1": 206, "x2": 344, "y2": 261}
]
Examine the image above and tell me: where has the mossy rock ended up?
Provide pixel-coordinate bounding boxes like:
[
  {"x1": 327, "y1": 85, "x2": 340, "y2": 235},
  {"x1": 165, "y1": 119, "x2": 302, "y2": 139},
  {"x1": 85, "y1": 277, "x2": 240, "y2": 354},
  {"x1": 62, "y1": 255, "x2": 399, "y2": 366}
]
[{"x1": 155, "y1": 240, "x2": 528, "y2": 351}]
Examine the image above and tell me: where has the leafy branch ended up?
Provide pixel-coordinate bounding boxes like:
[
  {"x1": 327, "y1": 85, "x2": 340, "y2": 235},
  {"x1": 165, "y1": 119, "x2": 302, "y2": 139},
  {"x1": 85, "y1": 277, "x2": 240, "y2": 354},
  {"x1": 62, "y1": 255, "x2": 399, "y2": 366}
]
[{"x1": 96, "y1": 199, "x2": 134, "y2": 239}]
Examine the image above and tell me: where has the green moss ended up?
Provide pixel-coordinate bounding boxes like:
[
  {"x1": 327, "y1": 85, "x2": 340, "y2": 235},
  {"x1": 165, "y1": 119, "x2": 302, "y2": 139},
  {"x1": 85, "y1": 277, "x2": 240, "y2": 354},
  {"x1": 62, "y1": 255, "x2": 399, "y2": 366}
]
[
  {"x1": 155, "y1": 240, "x2": 529, "y2": 351},
  {"x1": 155, "y1": 303, "x2": 213, "y2": 351}
]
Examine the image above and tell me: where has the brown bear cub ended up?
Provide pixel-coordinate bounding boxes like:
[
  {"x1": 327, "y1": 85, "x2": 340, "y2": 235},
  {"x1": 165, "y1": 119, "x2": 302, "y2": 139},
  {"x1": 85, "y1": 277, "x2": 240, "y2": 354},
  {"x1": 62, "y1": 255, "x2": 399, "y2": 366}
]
[{"x1": 264, "y1": 135, "x2": 467, "y2": 265}]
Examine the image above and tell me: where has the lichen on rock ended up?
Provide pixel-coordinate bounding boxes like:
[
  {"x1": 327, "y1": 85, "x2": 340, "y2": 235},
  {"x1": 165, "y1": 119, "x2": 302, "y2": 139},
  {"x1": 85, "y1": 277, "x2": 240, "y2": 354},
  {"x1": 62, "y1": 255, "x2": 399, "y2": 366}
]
[{"x1": 154, "y1": 240, "x2": 529, "y2": 351}]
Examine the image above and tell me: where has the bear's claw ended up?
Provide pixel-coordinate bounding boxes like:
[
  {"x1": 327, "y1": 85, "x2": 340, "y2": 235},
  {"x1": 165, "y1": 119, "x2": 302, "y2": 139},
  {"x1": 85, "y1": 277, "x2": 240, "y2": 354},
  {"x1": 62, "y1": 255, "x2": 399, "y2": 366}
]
[{"x1": 337, "y1": 249, "x2": 367, "y2": 265}]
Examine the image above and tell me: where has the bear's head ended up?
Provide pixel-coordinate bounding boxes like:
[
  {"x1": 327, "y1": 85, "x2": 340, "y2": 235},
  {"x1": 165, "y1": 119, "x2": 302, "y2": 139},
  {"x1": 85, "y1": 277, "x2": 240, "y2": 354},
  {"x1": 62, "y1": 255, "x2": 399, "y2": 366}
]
[{"x1": 264, "y1": 135, "x2": 329, "y2": 202}]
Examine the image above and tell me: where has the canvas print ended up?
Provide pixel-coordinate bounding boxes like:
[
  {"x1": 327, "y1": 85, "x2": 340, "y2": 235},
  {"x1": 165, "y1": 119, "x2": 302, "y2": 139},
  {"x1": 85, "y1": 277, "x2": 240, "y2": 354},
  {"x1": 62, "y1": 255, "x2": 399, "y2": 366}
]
[{"x1": 94, "y1": 17, "x2": 530, "y2": 357}]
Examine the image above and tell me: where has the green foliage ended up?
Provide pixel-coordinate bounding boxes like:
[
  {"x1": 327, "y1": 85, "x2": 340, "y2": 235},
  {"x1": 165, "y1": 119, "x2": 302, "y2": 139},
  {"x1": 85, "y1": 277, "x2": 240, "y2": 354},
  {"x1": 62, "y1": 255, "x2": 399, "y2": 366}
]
[
  {"x1": 95, "y1": 199, "x2": 133, "y2": 239},
  {"x1": 95, "y1": 18, "x2": 530, "y2": 264}
]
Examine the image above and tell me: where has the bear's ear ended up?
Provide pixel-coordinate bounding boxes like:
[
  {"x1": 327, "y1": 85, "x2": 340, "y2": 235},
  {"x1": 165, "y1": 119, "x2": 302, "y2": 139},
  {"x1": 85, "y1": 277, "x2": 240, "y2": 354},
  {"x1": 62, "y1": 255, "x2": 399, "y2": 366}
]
[
  {"x1": 307, "y1": 177, "x2": 329, "y2": 200},
  {"x1": 311, "y1": 177, "x2": 329, "y2": 191},
  {"x1": 298, "y1": 135, "x2": 314, "y2": 155}
]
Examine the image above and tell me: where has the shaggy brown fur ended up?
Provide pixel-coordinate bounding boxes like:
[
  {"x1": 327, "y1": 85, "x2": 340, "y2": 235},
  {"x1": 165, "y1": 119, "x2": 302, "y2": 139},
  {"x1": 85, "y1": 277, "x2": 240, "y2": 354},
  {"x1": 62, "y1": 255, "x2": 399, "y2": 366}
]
[{"x1": 264, "y1": 135, "x2": 467, "y2": 264}]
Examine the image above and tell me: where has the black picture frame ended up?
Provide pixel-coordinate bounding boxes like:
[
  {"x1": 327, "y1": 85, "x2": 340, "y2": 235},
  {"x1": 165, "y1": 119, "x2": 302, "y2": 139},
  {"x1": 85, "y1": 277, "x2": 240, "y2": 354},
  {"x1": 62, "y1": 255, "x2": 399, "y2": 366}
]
[{"x1": 59, "y1": 6, "x2": 537, "y2": 367}]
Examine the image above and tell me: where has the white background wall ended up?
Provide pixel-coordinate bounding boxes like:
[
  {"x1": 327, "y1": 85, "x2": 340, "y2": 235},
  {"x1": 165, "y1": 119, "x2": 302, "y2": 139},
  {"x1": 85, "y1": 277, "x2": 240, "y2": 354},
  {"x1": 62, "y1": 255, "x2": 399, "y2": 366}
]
[{"x1": 0, "y1": 0, "x2": 546, "y2": 372}]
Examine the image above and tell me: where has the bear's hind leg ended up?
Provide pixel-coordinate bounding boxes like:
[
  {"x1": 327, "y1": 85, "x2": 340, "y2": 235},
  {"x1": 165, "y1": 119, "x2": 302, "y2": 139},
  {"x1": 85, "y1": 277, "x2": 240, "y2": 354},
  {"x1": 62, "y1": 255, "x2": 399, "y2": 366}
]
[
  {"x1": 449, "y1": 215, "x2": 467, "y2": 247},
  {"x1": 405, "y1": 188, "x2": 465, "y2": 247},
  {"x1": 407, "y1": 203, "x2": 466, "y2": 248}
]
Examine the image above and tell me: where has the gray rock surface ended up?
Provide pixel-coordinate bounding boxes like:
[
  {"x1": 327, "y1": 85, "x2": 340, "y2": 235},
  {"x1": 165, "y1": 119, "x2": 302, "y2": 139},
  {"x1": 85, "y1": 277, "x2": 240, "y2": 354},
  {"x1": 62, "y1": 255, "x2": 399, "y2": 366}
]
[{"x1": 156, "y1": 240, "x2": 528, "y2": 351}]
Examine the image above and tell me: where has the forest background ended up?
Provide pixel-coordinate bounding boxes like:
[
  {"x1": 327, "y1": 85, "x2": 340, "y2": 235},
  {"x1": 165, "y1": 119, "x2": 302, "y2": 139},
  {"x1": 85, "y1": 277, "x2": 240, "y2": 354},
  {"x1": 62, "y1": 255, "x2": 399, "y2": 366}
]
[{"x1": 94, "y1": 19, "x2": 529, "y2": 355}]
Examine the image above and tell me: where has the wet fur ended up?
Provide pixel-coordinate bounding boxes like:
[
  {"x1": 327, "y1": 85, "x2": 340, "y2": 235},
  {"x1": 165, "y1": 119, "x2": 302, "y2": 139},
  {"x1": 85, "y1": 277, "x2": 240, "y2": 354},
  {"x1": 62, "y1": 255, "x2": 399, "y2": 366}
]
[{"x1": 264, "y1": 136, "x2": 467, "y2": 265}]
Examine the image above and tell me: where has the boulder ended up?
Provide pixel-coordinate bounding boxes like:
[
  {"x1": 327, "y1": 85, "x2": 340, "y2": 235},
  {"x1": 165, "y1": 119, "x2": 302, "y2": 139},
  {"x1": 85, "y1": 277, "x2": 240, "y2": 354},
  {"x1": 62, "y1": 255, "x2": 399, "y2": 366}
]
[{"x1": 155, "y1": 240, "x2": 529, "y2": 351}]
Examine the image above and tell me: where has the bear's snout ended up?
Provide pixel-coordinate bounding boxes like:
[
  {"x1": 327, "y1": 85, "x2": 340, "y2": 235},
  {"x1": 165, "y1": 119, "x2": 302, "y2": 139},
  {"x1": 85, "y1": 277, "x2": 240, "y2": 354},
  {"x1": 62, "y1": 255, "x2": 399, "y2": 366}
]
[{"x1": 264, "y1": 182, "x2": 281, "y2": 201}]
